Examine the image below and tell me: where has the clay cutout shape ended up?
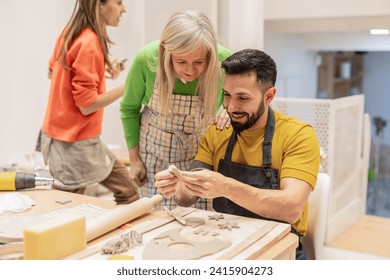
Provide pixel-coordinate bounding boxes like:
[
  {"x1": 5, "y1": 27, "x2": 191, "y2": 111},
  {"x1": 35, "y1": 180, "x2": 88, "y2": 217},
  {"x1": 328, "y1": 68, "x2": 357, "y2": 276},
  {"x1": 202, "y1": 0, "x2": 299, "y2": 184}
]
[
  {"x1": 142, "y1": 227, "x2": 231, "y2": 260},
  {"x1": 101, "y1": 231, "x2": 142, "y2": 255},
  {"x1": 184, "y1": 217, "x2": 205, "y2": 228},
  {"x1": 208, "y1": 213, "x2": 224, "y2": 221},
  {"x1": 218, "y1": 222, "x2": 240, "y2": 231}
]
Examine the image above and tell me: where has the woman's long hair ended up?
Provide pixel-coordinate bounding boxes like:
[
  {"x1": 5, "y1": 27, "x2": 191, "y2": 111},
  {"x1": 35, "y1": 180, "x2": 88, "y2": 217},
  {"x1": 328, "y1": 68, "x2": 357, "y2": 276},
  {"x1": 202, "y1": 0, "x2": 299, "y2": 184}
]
[
  {"x1": 58, "y1": 0, "x2": 113, "y2": 70},
  {"x1": 156, "y1": 10, "x2": 221, "y2": 124}
]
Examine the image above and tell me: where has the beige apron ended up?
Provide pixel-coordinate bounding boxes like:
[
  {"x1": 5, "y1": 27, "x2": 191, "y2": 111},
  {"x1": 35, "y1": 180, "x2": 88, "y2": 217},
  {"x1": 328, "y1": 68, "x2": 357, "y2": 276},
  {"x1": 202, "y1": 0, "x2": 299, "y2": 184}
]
[
  {"x1": 40, "y1": 131, "x2": 115, "y2": 190},
  {"x1": 139, "y1": 78, "x2": 212, "y2": 210}
]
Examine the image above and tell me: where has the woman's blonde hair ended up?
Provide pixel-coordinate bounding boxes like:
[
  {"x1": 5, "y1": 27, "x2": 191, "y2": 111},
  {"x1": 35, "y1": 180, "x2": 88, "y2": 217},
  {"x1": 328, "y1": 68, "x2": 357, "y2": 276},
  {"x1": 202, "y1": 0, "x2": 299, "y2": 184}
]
[
  {"x1": 157, "y1": 10, "x2": 220, "y2": 123},
  {"x1": 58, "y1": 0, "x2": 113, "y2": 70}
]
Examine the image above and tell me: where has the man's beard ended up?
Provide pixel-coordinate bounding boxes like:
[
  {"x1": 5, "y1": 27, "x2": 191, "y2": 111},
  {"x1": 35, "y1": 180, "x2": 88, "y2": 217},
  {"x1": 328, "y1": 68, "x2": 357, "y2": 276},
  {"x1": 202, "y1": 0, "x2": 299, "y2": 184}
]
[{"x1": 230, "y1": 100, "x2": 265, "y2": 133}]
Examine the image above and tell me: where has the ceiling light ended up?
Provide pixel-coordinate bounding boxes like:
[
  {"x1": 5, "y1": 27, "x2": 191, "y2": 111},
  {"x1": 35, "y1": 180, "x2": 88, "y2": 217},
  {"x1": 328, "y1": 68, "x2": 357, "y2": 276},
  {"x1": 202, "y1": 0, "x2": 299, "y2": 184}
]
[{"x1": 370, "y1": 29, "x2": 389, "y2": 35}]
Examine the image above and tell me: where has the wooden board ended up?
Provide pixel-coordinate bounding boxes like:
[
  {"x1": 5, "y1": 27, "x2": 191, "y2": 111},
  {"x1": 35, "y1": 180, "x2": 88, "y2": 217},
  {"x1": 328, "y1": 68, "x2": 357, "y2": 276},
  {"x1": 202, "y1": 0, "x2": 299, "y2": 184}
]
[{"x1": 80, "y1": 208, "x2": 291, "y2": 260}]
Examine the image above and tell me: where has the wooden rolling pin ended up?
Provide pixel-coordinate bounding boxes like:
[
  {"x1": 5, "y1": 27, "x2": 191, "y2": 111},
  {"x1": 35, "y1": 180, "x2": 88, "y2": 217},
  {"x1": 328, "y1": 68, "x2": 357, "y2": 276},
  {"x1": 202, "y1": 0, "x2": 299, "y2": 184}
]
[{"x1": 86, "y1": 194, "x2": 163, "y2": 241}]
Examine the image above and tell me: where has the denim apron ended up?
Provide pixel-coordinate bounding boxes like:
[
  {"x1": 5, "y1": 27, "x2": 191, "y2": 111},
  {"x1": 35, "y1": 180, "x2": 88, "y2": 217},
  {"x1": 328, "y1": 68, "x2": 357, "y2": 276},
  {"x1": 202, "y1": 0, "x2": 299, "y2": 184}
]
[{"x1": 213, "y1": 107, "x2": 307, "y2": 259}]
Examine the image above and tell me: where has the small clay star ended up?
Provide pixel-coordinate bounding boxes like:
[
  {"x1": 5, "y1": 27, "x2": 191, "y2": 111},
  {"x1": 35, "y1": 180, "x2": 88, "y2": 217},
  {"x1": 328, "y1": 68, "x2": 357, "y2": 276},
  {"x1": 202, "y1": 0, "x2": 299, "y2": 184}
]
[
  {"x1": 208, "y1": 213, "x2": 224, "y2": 221},
  {"x1": 218, "y1": 222, "x2": 240, "y2": 231}
]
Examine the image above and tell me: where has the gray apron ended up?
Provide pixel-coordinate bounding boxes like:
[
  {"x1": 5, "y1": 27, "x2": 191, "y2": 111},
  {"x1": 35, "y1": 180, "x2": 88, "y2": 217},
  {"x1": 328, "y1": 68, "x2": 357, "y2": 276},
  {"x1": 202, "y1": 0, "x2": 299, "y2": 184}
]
[
  {"x1": 213, "y1": 107, "x2": 279, "y2": 218},
  {"x1": 214, "y1": 107, "x2": 307, "y2": 259}
]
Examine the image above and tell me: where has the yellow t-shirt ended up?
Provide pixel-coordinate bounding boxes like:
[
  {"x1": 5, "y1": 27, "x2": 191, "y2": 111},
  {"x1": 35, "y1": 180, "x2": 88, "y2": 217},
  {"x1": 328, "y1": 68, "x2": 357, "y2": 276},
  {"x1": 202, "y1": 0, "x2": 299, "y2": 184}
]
[{"x1": 194, "y1": 110, "x2": 320, "y2": 235}]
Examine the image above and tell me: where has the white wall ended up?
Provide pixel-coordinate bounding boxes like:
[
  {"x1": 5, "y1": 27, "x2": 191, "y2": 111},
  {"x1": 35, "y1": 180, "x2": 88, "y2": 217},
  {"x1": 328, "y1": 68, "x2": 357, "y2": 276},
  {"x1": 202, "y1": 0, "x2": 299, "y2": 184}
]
[
  {"x1": 144, "y1": 0, "x2": 218, "y2": 43},
  {"x1": 0, "y1": 1, "x2": 74, "y2": 166},
  {"x1": 264, "y1": 0, "x2": 390, "y2": 52},
  {"x1": 264, "y1": 25, "x2": 318, "y2": 99},
  {"x1": 264, "y1": 0, "x2": 390, "y2": 19},
  {"x1": 218, "y1": 0, "x2": 264, "y2": 52},
  {"x1": 304, "y1": 33, "x2": 390, "y2": 52}
]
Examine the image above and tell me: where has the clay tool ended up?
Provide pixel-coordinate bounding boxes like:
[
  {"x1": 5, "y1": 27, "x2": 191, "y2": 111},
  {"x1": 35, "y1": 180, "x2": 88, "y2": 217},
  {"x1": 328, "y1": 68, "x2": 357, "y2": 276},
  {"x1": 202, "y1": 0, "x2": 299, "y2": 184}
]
[{"x1": 163, "y1": 206, "x2": 186, "y2": 225}]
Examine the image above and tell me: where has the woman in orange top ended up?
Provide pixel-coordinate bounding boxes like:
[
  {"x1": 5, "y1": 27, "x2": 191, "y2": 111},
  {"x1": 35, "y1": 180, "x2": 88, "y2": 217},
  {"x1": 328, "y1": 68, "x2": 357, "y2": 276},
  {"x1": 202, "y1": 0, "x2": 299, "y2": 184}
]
[{"x1": 40, "y1": 0, "x2": 139, "y2": 204}]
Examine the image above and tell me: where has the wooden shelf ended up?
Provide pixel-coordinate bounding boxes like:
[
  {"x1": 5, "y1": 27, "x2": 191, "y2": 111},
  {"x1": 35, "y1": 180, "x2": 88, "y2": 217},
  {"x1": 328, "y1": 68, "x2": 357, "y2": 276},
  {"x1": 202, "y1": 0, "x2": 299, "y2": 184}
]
[{"x1": 317, "y1": 52, "x2": 365, "y2": 99}]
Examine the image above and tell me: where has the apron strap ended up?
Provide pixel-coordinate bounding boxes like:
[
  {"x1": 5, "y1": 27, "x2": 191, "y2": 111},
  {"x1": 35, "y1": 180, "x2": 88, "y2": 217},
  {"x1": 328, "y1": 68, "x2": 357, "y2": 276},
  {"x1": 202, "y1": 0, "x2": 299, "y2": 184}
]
[
  {"x1": 224, "y1": 130, "x2": 237, "y2": 161},
  {"x1": 224, "y1": 107, "x2": 275, "y2": 166},
  {"x1": 262, "y1": 107, "x2": 275, "y2": 167}
]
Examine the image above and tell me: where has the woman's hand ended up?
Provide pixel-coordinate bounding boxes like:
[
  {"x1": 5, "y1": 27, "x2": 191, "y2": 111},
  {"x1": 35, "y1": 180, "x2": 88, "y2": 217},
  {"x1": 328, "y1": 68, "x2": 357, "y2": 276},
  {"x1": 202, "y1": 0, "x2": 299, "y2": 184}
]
[
  {"x1": 128, "y1": 157, "x2": 148, "y2": 188},
  {"x1": 105, "y1": 58, "x2": 127, "y2": 80},
  {"x1": 214, "y1": 107, "x2": 231, "y2": 130}
]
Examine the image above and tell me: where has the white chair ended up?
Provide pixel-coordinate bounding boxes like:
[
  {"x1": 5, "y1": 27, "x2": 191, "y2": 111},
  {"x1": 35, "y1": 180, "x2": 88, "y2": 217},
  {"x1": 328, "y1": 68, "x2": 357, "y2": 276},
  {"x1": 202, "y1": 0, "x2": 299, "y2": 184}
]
[
  {"x1": 301, "y1": 173, "x2": 330, "y2": 260},
  {"x1": 302, "y1": 171, "x2": 388, "y2": 260}
]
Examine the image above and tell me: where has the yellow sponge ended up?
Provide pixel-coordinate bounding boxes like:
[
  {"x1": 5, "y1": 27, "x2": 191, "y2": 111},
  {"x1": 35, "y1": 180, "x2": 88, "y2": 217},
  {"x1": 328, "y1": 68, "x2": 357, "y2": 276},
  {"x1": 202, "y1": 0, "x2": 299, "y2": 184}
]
[{"x1": 23, "y1": 214, "x2": 86, "y2": 260}]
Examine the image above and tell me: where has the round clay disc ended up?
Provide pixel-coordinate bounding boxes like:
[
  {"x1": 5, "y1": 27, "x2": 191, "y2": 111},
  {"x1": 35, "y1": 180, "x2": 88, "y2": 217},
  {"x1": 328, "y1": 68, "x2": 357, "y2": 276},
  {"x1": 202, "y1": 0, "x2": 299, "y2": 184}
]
[{"x1": 184, "y1": 217, "x2": 205, "y2": 228}]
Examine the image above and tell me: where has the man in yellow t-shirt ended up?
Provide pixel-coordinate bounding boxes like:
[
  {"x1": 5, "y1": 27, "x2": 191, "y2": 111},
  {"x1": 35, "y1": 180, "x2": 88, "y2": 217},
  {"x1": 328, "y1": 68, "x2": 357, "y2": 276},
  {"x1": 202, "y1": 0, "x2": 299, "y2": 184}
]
[{"x1": 155, "y1": 49, "x2": 320, "y2": 260}]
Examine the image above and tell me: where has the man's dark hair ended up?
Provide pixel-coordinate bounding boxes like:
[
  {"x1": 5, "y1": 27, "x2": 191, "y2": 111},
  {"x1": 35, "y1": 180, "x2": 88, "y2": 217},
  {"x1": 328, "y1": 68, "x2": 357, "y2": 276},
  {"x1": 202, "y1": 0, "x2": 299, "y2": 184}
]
[{"x1": 221, "y1": 49, "x2": 277, "y2": 91}]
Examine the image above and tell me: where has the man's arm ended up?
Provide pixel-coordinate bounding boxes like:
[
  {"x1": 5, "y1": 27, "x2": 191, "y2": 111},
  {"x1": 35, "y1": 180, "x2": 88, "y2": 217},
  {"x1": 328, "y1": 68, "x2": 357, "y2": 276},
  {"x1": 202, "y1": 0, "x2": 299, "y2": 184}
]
[
  {"x1": 225, "y1": 176, "x2": 312, "y2": 224},
  {"x1": 178, "y1": 169, "x2": 312, "y2": 225}
]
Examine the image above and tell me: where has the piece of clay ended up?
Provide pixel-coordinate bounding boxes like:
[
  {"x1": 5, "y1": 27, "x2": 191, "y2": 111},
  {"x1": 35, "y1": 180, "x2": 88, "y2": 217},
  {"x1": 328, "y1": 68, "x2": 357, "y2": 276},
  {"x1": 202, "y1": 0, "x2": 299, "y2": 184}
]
[
  {"x1": 55, "y1": 199, "x2": 72, "y2": 205},
  {"x1": 168, "y1": 165, "x2": 181, "y2": 179},
  {"x1": 101, "y1": 231, "x2": 142, "y2": 255},
  {"x1": 208, "y1": 213, "x2": 224, "y2": 221},
  {"x1": 102, "y1": 234, "x2": 129, "y2": 255},
  {"x1": 184, "y1": 217, "x2": 205, "y2": 228},
  {"x1": 218, "y1": 222, "x2": 240, "y2": 231},
  {"x1": 142, "y1": 227, "x2": 231, "y2": 260}
]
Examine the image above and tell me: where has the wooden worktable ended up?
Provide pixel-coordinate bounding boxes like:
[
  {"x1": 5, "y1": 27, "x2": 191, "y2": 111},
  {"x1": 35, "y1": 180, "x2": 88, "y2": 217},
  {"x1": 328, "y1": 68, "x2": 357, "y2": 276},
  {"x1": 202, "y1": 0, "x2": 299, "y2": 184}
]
[
  {"x1": 11, "y1": 188, "x2": 116, "y2": 215},
  {"x1": 0, "y1": 189, "x2": 297, "y2": 260}
]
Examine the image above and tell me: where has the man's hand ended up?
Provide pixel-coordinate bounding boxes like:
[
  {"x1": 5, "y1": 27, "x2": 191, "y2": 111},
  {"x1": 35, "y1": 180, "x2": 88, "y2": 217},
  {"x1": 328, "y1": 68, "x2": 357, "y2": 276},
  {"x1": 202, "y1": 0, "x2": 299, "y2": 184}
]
[
  {"x1": 179, "y1": 168, "x2": 228, "y2": 199},
  {"x1": 155, "y1": 167, "x2": 180, "y2": 198}
]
